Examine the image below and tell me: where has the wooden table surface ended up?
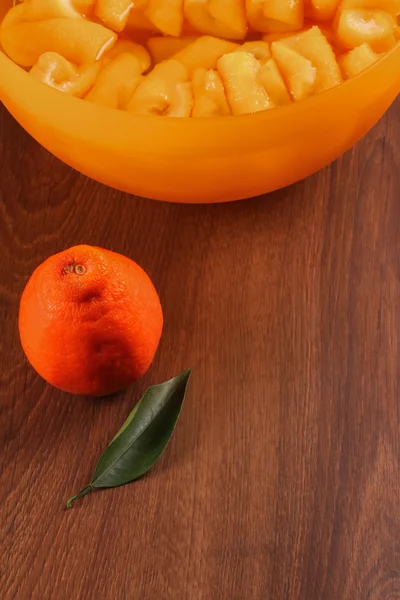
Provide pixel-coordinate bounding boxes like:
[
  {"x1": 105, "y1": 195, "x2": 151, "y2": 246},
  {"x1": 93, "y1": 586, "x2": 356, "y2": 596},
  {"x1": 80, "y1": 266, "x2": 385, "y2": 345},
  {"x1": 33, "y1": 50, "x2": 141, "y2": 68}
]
[{"x1": 0, "y1": 100, "x2": 399, "y2": 600}]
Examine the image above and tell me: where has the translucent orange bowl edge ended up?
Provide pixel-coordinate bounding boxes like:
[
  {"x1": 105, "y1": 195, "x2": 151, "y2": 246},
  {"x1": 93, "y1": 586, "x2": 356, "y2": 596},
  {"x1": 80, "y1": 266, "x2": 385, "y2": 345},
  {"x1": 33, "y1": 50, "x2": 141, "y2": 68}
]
[{"x1": 0, "y1": 6, "x2": 399, "y2": 203}]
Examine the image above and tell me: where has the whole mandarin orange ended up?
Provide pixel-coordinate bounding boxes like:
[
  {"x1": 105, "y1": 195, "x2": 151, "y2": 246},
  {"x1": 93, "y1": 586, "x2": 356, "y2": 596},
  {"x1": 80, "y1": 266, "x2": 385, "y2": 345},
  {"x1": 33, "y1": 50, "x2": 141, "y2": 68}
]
[{"x1": 19, "y1": 245, "x2": 163, "y2": 396}]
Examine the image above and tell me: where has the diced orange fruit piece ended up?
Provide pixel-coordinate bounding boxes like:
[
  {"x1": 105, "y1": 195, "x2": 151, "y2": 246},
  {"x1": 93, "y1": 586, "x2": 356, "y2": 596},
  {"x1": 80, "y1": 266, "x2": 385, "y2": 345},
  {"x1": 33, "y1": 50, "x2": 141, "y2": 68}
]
[
  {"x1": 271, "y1": 41, "x2": 316, "y2": 102},
  {"x1": 184, "y1": 0, "x2": 247, "y2": 40},
  {"x1": 85, "y1": 52, "x2": 143, "y2": 108},
  {"x1": 30, "y1": 51, "x2": 76, "y2": 85},
  {"x1": 258, "y1": 58, "x2": 292, "y2": 105},
  {"x1": 217, "y1": 51, "x2": 273, "y2": 115},
  {"x1": 18, "y1": 0, "x2": 82, "y2": 21},
  {"x1": 192, "y1": 67, "x2": 230, "y2": 117},
  {"x1": 181, "y1": 20, "x2": 201, "y2": 35},
  {"x1": 304, "y1": 0, "x2": 340, "y2": 22},
  {"x1": 338, "y1": 42, "x2": 380, "y2": 78},
  {"x1": 94, "y1": 0, "x2": 133, "y2": 32},
  {"x1": 126, "y1": 59, "x2": 192, "y2": 116},
  {"x1": 340, "y1": 0, "x2": 400, "y2": 18},
  {"x1": 167, "y1": 82, "x2": 193, "y2": 116},
  {"x1": 283, "y1": 26, "x2": 342, "y2": 92},
  {"x1": 310, "y1": 21, "x2": 337, "y2": 46},
  {"x1": 335, "y1": 9, "x2": 397, "y2": 52},
  {"x1": 31, "y1": 0, "x2": 82, "y2": 21},
  {"x1": 105, "y1": 38, "x2": 151, "y2": 71},
  {"x1": 146, "y1": 0, "x2": 184, "y2": 36},
  {"x1": 262, "y1": 30, "x2": 301, "y2": 43},
  {"x1": 246, "y1": 0, "x2": 303, "y2": 34},
  {"x1": 125, "y1": 4, "x2": 158, "y2": 33},
  {"x1": 30, "y1": 51, "x2": 101, "y2": 97},
  {"x1": 263, "y1": 0, "x2": 304, "y2": 31},
  {"x1": 147, "y1": 36, "x2": 198, "y2": 63},
  {"x1": 173, "y1": 36, "x2": 238, "y2": 74},
  {"x1": 0, "y1": 8, "x2": 116, "y2": 67},
  {"x1": 238, "y1": 41, "x2": 271, "y2": 63},
  {"x1": 263, "y1": 21, "x2": 336, "y2": 44},
  {"x1": 72, "y1": 0, "x2": 96, "y2": 17}
]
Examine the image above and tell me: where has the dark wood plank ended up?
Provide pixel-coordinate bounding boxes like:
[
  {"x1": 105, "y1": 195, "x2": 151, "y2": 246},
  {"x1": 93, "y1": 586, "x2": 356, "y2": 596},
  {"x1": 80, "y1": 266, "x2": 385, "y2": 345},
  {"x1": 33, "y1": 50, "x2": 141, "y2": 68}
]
[{"x1": 0, "y1": 99, "x2": 399, "y2": 600}]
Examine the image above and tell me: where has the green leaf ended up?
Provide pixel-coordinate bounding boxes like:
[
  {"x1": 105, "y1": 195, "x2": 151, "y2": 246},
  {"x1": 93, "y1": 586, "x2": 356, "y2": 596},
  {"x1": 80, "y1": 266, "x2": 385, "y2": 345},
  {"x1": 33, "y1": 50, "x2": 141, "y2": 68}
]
[{"x1": 66, "y1": 369, "x2": 191, "y2": 508}]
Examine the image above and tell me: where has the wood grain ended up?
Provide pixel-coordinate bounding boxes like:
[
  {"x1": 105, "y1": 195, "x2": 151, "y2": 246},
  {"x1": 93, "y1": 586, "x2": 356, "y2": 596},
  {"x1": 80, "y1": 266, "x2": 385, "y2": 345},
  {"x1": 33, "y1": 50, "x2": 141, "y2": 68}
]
[{"x1": 0, "y1": 99, "x2": 399, "y2": 600}]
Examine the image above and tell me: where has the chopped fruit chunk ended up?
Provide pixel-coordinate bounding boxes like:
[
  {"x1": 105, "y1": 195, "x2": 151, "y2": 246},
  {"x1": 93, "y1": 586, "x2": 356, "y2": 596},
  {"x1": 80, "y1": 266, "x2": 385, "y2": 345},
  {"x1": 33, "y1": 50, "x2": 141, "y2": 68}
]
[
  {"x1": 338, "y1": 42, "x2": 380, "y2": 78},
  {"x1": 105, "y1": 38, "x2": 151, "y2": 71},
  {"x1": 167, "y1": 82, "x2": 193, "y2": 116},
  {"x1": 181, "y1": 20, "x2": 201, "y2": 34},
  {"x1": 310, "y1": 22, "x2": 336, "y2": 46},
  {"x1": 184, "y1": 0, "x2": 247, "y2": 40},
  {"x1": 258, "y1": 58, "x2": 292, "y2": 105},
  {"x1": 126, "y1": 59, "x2": 191, "y2": 116},
  {"x1": 246, "y1": 0, "x2": 303, "y2": 34},
  {"x1": 217, "y1": 51, "x2": 273, "y2": 115},
  {"x1": 263, "y1": 0, "x2": 304, "y2": 31},
  {"x1": 271, "y1": 41, "x2": 316, "y2": 102},
  {"x1": 262, "y1": 30, "x2": 300, "y2": 43},
  {"x1": 173, "y1": 36, "x2": 238, "y2": 74},
  {"x1": 146, "y1": 0, "x2": 184, "y2": 36},
  {"x1": 125, "y1": 4, "x2": 158, "y2": 32},
  {"x1": 0, "y1": 9, "x2": 116, "y2": 67},
  {"x1": 19, "y1": 0, "x2": 82, "y2": 21},
  {"x1": 335, "y1": 9, "x2": 397, "y2": 53},
  {"x1": 192, "y1": 67, "x2": 230, "y2": 116},
  {"x1": 339, "y1": 0, "x2": 400, "y2": 18},
  {"x1": 85, "y1": 52, "x2": 143, "y2": 107},
  {"x1": 72, "y1": 0, "x2": 95, "y2": 16},
  {"x1": 30, "y1": 51, "x2": 101, "y2": 97},
  {"x1": 94, "y1": 0, "x2": 133, "y2": 32},
  {"x1": 304, "y1": 0, "x2": 340, "y2": 21},
  {"x1": 263, "y1": 22, "x2": 337, "y2": 44},
  {"x1": 238, "y1": 41, "x2": 271, "y2": 63},
  {"x1": 283, "y1": 26, "x2": 342, "y2": 91},
  {"x1": 147, "y1": 35, "x2": 197, "y2": 63}
]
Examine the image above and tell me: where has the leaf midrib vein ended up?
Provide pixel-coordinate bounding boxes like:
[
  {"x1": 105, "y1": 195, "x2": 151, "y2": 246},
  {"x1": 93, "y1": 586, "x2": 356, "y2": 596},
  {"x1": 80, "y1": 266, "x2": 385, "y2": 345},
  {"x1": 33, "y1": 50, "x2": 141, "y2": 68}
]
[{"x1": 93, "y1": 391, "x2": 176, "y2": 485}]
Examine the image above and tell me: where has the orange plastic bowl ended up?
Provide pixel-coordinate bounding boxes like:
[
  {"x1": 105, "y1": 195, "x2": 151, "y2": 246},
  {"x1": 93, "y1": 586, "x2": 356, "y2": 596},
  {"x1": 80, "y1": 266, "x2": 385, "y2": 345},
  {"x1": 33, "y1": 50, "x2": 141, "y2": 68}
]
[{"x1": 1, "y1": 1, "x2": 400, "y2": 203}]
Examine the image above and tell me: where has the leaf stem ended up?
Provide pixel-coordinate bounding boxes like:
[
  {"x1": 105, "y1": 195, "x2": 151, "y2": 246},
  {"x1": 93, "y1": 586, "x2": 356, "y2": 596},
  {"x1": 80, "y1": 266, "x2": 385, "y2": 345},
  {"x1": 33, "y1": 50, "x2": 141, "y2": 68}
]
[{"x1": 66, "y1": 484, "x2": 93, "y2": 509}]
